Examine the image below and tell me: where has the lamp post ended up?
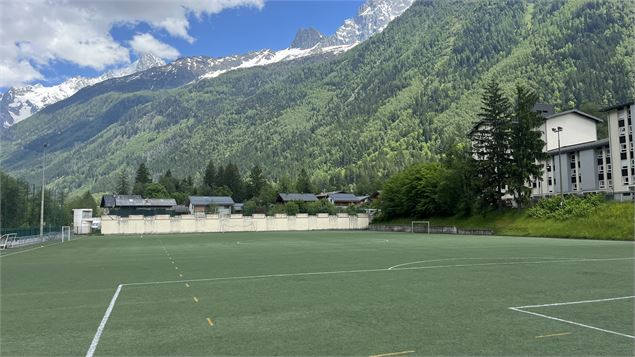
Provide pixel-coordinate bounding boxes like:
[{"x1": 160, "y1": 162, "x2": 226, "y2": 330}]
[
  {"x1": 551, "y1": 127, "x2": 564, "y2": 203},
  {"x1": 40, "y1": 143, "x2": 48, "y2": 240}
]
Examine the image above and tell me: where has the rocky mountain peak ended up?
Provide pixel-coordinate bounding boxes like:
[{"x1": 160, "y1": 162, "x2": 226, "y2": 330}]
[{"x1": 290, "y1": 28, "x2": 326, "y2": 49}]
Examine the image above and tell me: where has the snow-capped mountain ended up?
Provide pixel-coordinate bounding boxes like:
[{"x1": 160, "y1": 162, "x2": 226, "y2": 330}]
[
  {"x1": 0, "y1": 53, "x2": 165, "y2": 128},
  {"x1": 198, "y1": 0, "x2": 415, "y2": 80},
  {"x1": 1, "y1": 0, "x2": 415, "y2": 128},
  {"x1": 323, "y1": 0, "x2": 416, "y2": 47}
]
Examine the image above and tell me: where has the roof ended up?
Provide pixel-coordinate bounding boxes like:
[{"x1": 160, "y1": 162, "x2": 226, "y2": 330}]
[
  {"x1": 327, "y1": 193, "x2": 361, "y2": 203},
  {"x1": 189, "y1": 196, "x2": 235, "y2": 206},
  {"x1": 545, "y1": 109, "x2": 603, "y2": 123},
  {"x1": 600, "y1": 100, "x2": 635, "y2": 112},
  {"x1": 277, "y1": 193, "x2": 318, "y2": 202},
  {"x1": 101, "y1": 195, "x2": 177, "y2": 208},
  {"x1": 100, "y1": 194, "x2": 116, "y2": 208},
  {"x1": 546, "y1": 138, "x2": 609, "y2": 155}
]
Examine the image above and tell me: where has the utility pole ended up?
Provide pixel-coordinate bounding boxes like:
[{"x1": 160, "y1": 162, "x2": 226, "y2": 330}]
[
  {"x1": 551, "y1": 127, "x2": 564, "y2": 204},
  {"x1": 40, "y1": 143, "x2": 48, "y2": 240}
]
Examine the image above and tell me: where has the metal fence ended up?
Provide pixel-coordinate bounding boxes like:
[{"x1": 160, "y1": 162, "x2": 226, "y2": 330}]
[
  {"x1": 0, "y1": 226, "x2": 69, "y2": 250},
  {"x1": 368, "y1": 224, "x2": 494, "y2": 236}
]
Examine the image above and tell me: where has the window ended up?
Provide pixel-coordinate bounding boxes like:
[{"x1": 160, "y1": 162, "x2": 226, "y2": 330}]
[
  {"x1": 607, "y1": 173, "x2": 612, "y2": 180},
  {"x1": 620, "y1": 136, "x2": 627, "y2": 144},
  {"x1": 548, "y1": 178, "x2": 553, "y2": 185},
  {"x1": 607, "y1": 164, "x2": 612, "y2": 172},
  {"x1": 621, "y1": 153, "x2": 628, "y2": 160},
  {"x1": 572, "y1": 183, "x2": 578, "y2": 190},
  {"x1": 546, "y1": 164, "x2": 552, "y2": 172},
  {"x1": 623, "y1": 177, "x2": 630, "y2": 185},
  {"x1": 619, "y1": 127, "x2": 626, "y2": 135},
  {"x1": 606, "y1": 157, "x2": 611, "y2": 164},
  {"x1": 571, "y1": 169, "x2": 577, "y2": 176},
  {"x1": 598, "y1": 165, "x2": 604, "y2": 173},
  {"x1": 608, "y1": 179, "x2": 613, "y2": 187},
  {"x1": 622, "y1": 168, "x2": 628, "y2": 176},
  {"x1": 618, "y1": 119, "x2": 625, "y2": 127},
  {"x1": 571, "y1": 176, "x2": 576, "y2": 183},
  {"x1": 597, "y1": 158, "x2": 603, "y2": 165},
  {"x1": 599, "y1": 180, "x2": 605, "y2": 189},
  {"x1": 621, "y1": 143, "x2": 628, "y2": 152}
]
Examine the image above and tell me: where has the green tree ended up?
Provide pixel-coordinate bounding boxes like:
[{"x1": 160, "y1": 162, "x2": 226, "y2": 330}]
[
  {"x1": 115, "y1": 170, "x2": 130, "y2": 195},
  {"x1": 247, "y1": 165, "x2": 266, "y2": 200},
  {"x1": 472, "y1": 80, "x2": 512, "y2": 211},
  {"x1": 509, "y1": 85, "x2": 548, "y2": 208},
  {"x1": 203, "y1": 160, "x2": 216, "y2": 190},
  {"x1": 134, "y1": 163, "x2": 151, "y2": 185},
  {"x1": 380, "y1": 163, "x2": 445, "y2": 219},
  {"x1": 295, "y1": 168, "x2": 314, "y2": 193},
  {"x1": 143, "y1": 183, "x2": 170, "y2": 198},
  {"x1": 159, "y1": 169, "x2": 177, "y2": 193}
]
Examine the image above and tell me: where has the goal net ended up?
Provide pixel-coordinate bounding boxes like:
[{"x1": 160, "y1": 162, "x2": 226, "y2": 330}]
[
  {"x1": 411, "y1": 221, "x2": 430, "y2": 233},
  {"x1": 220, "y1": 217, "x2": 256, "y2": 233},
  {"x1": 61, "y1": 226, "x2": 72, "y2": 242}
]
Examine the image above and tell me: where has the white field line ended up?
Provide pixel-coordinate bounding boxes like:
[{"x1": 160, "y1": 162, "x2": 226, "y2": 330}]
[
  {"x1": 85, "y1": 284, "x2": 123, "y2": 357},
  {"x1": 86, "y1": 256, "x2": 634, "y2": 355},
  {"x1": 387, "y1": 256, "x2": 581, "y2": 270},
  {"x1": 123, "y1": 257, "x2": 635, "y2": 287},
  {"x1": 509, "y1": 306, "x2": 635, "y2": 340},
  {"x1": 512, "y1": 295, "x2": 635, "y2": 309}
]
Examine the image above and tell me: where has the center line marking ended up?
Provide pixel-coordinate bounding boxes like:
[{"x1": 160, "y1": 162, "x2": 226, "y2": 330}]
[
  {"x1": 535, "y1": 332, "x2": 571, "y2": 339},
  {"x1": 369, "y1": 350, "x2": 415, "y2": 357},
  {"x1": 206, "y1": 318, "x2": 214, "y2": 327}
]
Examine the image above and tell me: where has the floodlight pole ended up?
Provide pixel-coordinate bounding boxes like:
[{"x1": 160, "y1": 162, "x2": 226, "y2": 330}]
[
  {"x1": 40, "y1": 143, "x2": 48, "y2": 240},
  {"x1": 552, "y1": 127, "x2": 564, "y2": 204}
]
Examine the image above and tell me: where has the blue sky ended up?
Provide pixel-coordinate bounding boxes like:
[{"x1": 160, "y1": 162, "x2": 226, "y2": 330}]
[{"x1": 2, "y1": 0, "x2": 363, "y2": 90}]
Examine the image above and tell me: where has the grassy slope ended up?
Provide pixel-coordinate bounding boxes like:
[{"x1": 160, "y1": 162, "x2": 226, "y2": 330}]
[
  {"x1": 376, "y1": 202, "x2": 634, "y2": 240},
  {"x1": 1, "y1": 232, "x2": 633, "y2": 356}
]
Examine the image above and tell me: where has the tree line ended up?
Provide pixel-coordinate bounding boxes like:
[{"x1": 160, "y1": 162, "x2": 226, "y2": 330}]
[
  {"x1": 379, "y1": 81, "x2": 547, "y2": 219},
  {"x1": 0, "y1": 170, "x2": 98, "y2": 229}
]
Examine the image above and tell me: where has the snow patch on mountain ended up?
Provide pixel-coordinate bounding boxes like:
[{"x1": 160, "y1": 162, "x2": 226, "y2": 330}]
[{"x1": 0, "y1": 53, "x2": 165, "y2": 128}]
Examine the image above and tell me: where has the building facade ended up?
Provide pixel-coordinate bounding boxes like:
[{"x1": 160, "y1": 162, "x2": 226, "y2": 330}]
[{"x1": 531, "y1": 102, "x2": 635, "y2": 200}]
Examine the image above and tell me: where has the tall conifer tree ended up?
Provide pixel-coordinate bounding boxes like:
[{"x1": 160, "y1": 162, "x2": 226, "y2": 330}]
[
  {"x1": 472, "y1": 80, "x2": 512, "y2": 210},
  {"x1": 509, "y1": 85, "x2": 547, "y2": 208}
]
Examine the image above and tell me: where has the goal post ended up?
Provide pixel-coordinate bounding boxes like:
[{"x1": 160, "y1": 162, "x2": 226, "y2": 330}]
[
  {"x1": 61, "y1": 226, "x2": 71, "y2": 242},
  {"x1": 411, "y1": 221, "x2": 430, "y2": 234}
]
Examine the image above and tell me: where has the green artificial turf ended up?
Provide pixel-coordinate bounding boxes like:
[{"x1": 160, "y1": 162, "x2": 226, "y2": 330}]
[{"x1": 1, "y1": 231, "x2": 634, "y2": 356}]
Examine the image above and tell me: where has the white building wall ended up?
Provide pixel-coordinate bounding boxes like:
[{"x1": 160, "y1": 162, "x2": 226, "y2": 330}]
[
  {"x1": 607, "y1": 104, "x2": 634, "y2": 197},
  {"x1": 542, "y1": 113, "x2": 598, "y2": 151},
  {"x1": 101, "y1": 214, "x2": 370, "y2": 235}
]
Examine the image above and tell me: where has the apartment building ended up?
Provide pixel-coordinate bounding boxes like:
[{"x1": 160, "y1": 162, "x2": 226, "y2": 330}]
[{"x1": 603, "y1": 100, "x2": 635, "y2": 199}]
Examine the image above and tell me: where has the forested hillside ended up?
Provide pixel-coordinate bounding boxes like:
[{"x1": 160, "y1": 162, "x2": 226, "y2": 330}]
[{"x1": 2, "y1": 0, "x2": 634, "y2": 193}]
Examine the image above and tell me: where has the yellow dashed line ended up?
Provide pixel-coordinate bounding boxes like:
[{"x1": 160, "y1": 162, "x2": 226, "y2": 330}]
[
  {"x1": 193, "y1": 296, "x2": 199, "y2": 303},
  {"x1": 206, "y1": 318, "x2": 214, "y2": 327},
  {"x1": 535, "y1": 332, "x2": 571, "y2": 339},
  {"x1": 369, "y1": 351, "x2": 415, "y2": 357}
]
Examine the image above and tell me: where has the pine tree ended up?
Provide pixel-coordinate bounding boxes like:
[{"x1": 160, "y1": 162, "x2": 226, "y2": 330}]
[
  {"x1": 203, "y1": 160, "x2": 216, "y2": 190},
  {"x1": 134, "y1": 163, "x2": 151, "y2": 187},
  {"x1": 472, "y1": 80, "x2": 512, "y2": 211},
  {"x1": 509, "y1": 85, "x2": 548, "y2": 208},
  {"x1": 247, "y1": 165, "x2": 266, "y2": 200},
  {"x1": 295, "y1": 168, "x2": 314, "y2": 193},
  {"x1": 115, "y1": 170, "x2": 130, "y2": 195}
]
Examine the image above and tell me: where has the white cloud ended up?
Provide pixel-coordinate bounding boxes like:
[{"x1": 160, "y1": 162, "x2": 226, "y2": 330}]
[
  {"x1": 130, "y1": 33, "x2": 180, "y2": 60},
  {"x1": 0, "y1": 0, "x2": 265, "y2": 87}
]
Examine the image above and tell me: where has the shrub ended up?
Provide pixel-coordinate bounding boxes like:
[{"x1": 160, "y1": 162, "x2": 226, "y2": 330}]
[{"x1": 528, "y1": 194, "x2": 605, "y2": 219}]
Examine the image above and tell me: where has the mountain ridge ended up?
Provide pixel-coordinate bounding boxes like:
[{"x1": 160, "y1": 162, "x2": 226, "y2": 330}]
[
  {"x1": 0, "y1": 0, "x2": 415, "y2": 129},
  {"x1": 2, "y1": 0, "x2": 633, "y2": 194}
]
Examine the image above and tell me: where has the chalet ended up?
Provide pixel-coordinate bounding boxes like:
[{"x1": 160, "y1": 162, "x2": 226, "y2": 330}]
[
  {"x1": 100, "y1": 195, "x2": 177, "y2": 216},
  {"x1": 276, "y1": 193, "x2": 318, "y2": 204},
  {"x1": 188, "y1": 196, "x2": 235, "y2": 215},
  {"x1": 319, "y1": 192, "x2": 364, "y2": 208}
]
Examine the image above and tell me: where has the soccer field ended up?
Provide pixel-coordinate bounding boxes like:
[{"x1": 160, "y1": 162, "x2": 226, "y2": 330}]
[{"x1": 1, "y1": 231, "x2": 634, "y2": 356}]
